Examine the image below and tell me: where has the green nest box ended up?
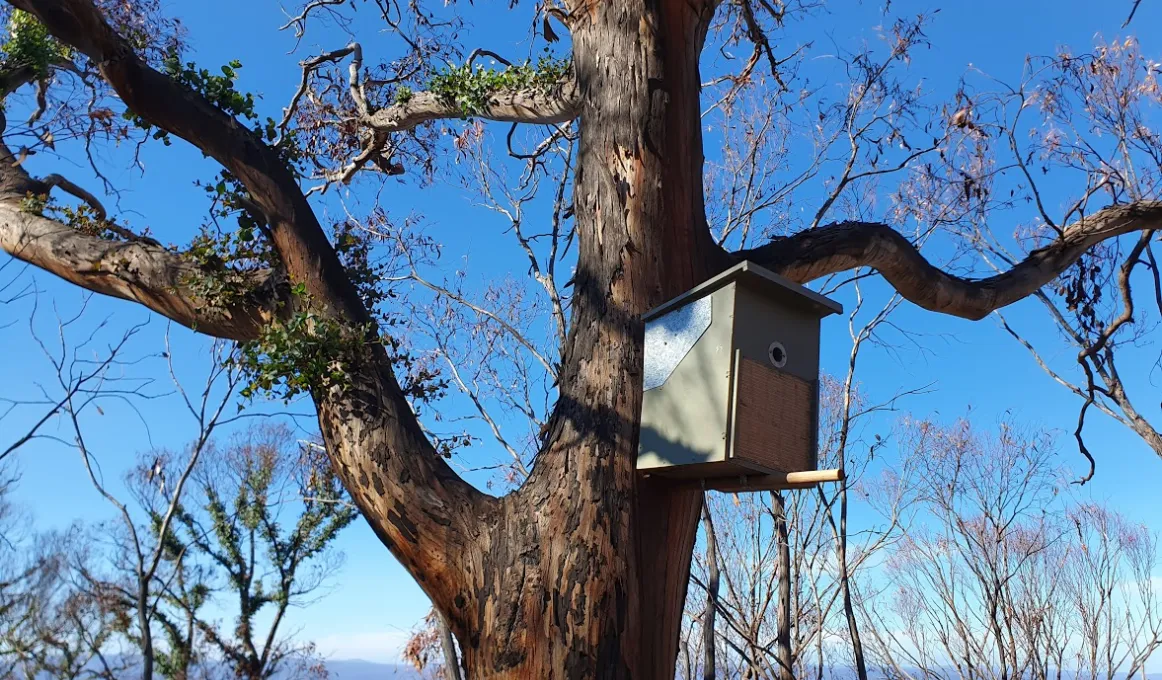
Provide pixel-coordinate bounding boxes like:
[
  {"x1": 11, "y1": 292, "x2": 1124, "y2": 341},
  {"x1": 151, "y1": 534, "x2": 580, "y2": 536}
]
[{"x1": 637, "y1": 261, "x2": 842, "y2": 489}]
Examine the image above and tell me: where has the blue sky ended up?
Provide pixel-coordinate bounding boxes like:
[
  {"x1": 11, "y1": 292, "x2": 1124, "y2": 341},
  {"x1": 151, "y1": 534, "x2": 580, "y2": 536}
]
[{"x1": 3, "y1": 0, "x2": 1162, "y2": 665}]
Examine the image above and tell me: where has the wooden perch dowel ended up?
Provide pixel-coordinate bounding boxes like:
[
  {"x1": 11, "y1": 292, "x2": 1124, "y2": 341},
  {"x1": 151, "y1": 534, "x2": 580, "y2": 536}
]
[
  {"x1": 671, "y1": 468, "x2": 845, "y2": 492},
  {"x1": 779, "y1": 469, "x2": 845, "y2": 484}
]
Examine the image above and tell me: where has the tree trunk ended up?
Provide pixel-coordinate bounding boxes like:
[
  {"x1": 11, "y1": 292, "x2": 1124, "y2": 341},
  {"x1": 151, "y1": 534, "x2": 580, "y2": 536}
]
[
  {"x1": 5, "y1": 0, "x2": 721, "y2": 677},
  {"x1": 838, "y1": 479, "x2": 869, "y2": 680},
  {"x1": 773, "y1": 491, "x2": 793, "y2": 680},
  {"x1": 438, "y1": 612, "x2": 463, "y2": 680},
  {"x1": 16, "y1": 0, "x2": 1162, "y2": 679},
  {"x1": 136, "y1": 580, "x2": 153, "y2": 680},
  {"x1": 409, "y1": 0, "x2": 722, "y2": 677},
  {"x1": 701, "y1": 500, "x2": 720, "y2": 680}
]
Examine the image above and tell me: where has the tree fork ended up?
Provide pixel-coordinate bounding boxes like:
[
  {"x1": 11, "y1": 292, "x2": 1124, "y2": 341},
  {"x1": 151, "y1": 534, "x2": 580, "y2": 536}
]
[
  {"x1": 516, "y1": 0, "x2": 725, "y2": 677},
  {"x1": 445, "y1": 0, "x2": 726, "y2": 677}
]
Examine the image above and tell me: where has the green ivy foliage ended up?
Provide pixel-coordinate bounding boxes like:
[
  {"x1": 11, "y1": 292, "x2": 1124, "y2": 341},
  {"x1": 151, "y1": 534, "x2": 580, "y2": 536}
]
[
  {"x1": 428, "y1": 57, "x2": 572, "y2": 116},
  {"x1": 1, "y1": 10, "x2": 72, "y2": 77},
  {"x1": 124, "y1": 52, "x2": 257, "y2": 146},
  {"x1": 225, "y1": 219, "x2": 449, "y2": 406},
  {"x1": 185, "y1": 228, "x2": 270, "y2": 310},
  {"x1": 20, "y1": 192, "x2": 151, "y2": 244},
  {"x1": 235, "y1": 299, "x2": 370, "y2": 402},
  {"x1": 17, "y1": 191, "x2": 47, "y2": 215},
  {"x1": 124, "y1": 52, "x2": 301, "y2": 169},
  {"x1": 165, "y1": 55, "x2": 257, "y2": 120},
  {"x1": 393, "y1": 84, "x2": 413, "y2": 104}
]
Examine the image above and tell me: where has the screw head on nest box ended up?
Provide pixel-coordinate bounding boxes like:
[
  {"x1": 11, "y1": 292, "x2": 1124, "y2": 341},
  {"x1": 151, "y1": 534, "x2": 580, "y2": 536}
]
[{"x1": 637, "y1": 261, "x2": 842, "y2": 491}]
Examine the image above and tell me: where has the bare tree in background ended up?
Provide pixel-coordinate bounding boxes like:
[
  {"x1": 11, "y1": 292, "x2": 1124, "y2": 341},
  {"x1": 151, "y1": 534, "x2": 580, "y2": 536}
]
[
  {"x1": 68, "y1": 340, "x2": 242, "y2": 680},
  {"x1": 682, "y1": 282, "x2": 920, "y2": 680},
  {"x1": 158, "y1": 426, "x2": 355, "y2": 680},
  {"x1": 860, "y1": 417, "x2": 1162, "y2": 680},
  {"x1": 938, "y1": 38, "x2": 1162, "y2": 477},
  {"x1": 0, "y1": 522, "x2": 129, "y2": 680}
]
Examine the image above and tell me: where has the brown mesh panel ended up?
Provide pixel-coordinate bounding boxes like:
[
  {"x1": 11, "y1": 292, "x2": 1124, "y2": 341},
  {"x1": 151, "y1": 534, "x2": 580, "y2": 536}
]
[{"x1": 732, "y1": 357, "x2": 815, "y2": 473}]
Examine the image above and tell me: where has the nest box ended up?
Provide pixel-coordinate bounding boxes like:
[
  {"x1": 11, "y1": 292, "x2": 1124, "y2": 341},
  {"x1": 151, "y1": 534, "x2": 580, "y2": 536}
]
[{"x1": 637, "y1": 261, "x2": 843, "y2": 490}]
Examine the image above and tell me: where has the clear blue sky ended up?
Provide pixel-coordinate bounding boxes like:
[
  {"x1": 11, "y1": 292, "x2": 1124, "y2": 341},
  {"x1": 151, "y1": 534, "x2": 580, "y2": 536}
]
[{"x1": 3, "y1": 0, "x2": 1162, "y2": 664}]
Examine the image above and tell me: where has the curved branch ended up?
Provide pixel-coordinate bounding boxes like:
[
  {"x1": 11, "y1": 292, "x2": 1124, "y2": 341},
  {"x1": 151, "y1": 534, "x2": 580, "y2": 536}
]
[
  {"x1": 279, "y1": 0, "x2": 346, "y2": 39},
  {"x1": 7, "y1": 0, "x2": 368, "y2": 323},
  {"x1": 39, "y1": 173, "x2": 106, "y2": 219},
  {"x1": 0, "y1": 204, "x2": 277, "y2": 340},
  {"x1": 739, "y1": 201, "x2": 1162, "y2": 319},
  {"x1": 279, "y1": 43, "x2": 361, "y2": 140},
  {"x1": 364, "y1": 81, "x2": 581, "y2": 134},
  {"x1": 9, "y1": 0, "x2": 492, "y2": 611},
  {"x1": 1125, "y1": 0, "x2": 1143, "y2": 27}
]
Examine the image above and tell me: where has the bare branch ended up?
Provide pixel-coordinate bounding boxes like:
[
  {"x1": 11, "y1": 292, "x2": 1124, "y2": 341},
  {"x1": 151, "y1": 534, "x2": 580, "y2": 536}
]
[
  {"x1": 7, "y1": 0, "x2": 370, "y2": 325},
  {"x1": 408, "y1": 271, "x2": 557, "y2": 378},
  {"x1": 741, "y1": 201, "x2": 1162, "y2": 320},
  {"x1": 279, "y1": 43, "x2": 361, "y2": 141},
  {"x1": 280, "y1": 0, "x2": 347, "y2": 39},
  {"x1": 38, "y1": 174, "x2": 105, "y2": 220},
  {"x1": 1124, "y1": 0, "x2": 1143, "y2": 26},
  {"x1": 0, "y1": 205, "x2": 278, "y2": 340}
]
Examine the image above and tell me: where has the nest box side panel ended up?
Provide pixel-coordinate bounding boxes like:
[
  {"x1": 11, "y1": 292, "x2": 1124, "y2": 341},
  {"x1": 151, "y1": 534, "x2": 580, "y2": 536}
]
[
  {"x1": 727, "y1": 286, "x2": 823, "y2": 474},
  {"x1": 637, "y1": 285, "x2": 735, "y2": 474}
]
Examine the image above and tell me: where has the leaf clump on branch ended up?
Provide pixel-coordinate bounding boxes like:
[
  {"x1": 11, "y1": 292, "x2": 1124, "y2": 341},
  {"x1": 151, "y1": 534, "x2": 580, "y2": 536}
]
[
  {"x1": 427, "y1": 56, "x2": 571, "y2": 117},
  {"x1": 1, "y1": 9, "x2": 71, "y2": 77}
]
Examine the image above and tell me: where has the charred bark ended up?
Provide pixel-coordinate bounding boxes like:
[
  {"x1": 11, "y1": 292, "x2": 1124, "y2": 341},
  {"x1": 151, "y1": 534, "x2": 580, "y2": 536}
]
[{"x1": 436, "y1": 0, "x2": 723, "y2": 676}]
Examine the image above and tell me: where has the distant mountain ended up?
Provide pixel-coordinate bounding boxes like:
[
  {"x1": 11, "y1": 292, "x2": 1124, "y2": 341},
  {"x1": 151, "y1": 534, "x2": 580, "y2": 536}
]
[
  {"x1": 24, "y1": 658, "x2": 422, "y2": 679},
  {"x1": 323, "y1": 659, "x2": 422, "y2": 678}
]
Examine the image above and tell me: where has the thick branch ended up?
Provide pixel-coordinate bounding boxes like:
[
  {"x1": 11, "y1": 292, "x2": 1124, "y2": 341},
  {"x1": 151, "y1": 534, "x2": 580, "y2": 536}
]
[
  {"x1": 7, "y1": 0, "x2": 367, "y2": 324},
  {"x1": 8, "y1": 0, "x2": 489, "y2": 607},
  {"x1": 739, "y1": 201, "x2": 1162, "y2": 319},
  {"x1": 364, "y1": 82, "x2": 581, "y2": 134},
  {"x1": 0, "y1": 204, "x2": 277, "y2": 340},
  {"x1": 0, "y1": 114, "x2": 276, "y2": 340}
]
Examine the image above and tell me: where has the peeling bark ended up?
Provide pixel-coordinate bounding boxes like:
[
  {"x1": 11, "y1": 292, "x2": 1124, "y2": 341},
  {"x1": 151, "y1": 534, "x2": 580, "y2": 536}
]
[
  {"x1": 0, "y1": 203, "x2": 279, "y2": 340},
  {"x1": 432, "y1": 0, "x2": 721, "y2": 676}
]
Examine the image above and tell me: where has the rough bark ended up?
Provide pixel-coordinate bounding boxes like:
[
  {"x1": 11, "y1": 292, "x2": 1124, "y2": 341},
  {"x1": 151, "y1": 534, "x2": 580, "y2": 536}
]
[
  {"x1": 365, "y1": 82, "x2": 581, "y2": 134},
  {"x1": 0, "y1": 202, "x2": 278, "y2": 340},
  {"x1": 739, "y1": 204, "x2": 1162, "y2": 319},
  {"x1": 6, "y1": 0, "x2": 490, "y2": 641},
  {"x1": 444, "y1": 1, "x2": 721, "y2": 676}
]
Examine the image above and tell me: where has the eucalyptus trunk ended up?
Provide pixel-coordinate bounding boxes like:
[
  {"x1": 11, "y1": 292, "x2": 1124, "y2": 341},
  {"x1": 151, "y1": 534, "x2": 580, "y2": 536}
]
[{"x1": 425, "y1": 2, "x2": 720, "y2": 676}]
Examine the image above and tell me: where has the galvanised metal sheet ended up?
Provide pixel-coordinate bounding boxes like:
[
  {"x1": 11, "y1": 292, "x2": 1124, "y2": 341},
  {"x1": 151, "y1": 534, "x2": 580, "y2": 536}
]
[{"x1": 642, "y1": 296, "x2": 711, "y2": 391}]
